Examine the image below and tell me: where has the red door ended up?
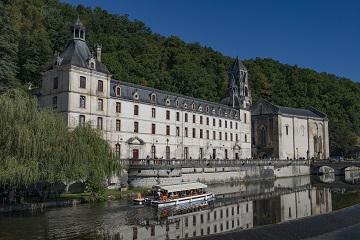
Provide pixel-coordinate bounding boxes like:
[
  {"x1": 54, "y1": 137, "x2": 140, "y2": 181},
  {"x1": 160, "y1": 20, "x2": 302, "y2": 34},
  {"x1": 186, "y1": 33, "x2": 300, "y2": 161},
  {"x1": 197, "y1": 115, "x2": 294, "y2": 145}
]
[{"x1": 132, "y1": 149, "x2": 139, "y2": 159}]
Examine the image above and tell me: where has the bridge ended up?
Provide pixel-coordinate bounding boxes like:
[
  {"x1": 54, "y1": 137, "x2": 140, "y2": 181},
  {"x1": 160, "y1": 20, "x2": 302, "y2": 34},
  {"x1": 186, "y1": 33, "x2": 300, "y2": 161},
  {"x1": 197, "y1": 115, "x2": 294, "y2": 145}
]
[{"x1": 310, "y1": 160, "x2": 360, "y2": 175}]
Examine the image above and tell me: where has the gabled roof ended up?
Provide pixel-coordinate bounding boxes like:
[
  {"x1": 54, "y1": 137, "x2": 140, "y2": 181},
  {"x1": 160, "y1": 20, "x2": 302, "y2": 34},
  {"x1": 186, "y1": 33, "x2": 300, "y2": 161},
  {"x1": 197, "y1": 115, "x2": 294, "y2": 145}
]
[{"x1": 252, "y1": 99, "x2": 327, "y2": 119}]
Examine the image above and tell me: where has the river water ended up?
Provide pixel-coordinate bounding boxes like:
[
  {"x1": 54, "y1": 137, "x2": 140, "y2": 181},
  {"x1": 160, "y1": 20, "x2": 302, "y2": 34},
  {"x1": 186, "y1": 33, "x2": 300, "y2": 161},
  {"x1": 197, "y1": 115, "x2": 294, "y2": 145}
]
[{"x1": 1, "y1": 174, "x2": 360, "y2": 240}]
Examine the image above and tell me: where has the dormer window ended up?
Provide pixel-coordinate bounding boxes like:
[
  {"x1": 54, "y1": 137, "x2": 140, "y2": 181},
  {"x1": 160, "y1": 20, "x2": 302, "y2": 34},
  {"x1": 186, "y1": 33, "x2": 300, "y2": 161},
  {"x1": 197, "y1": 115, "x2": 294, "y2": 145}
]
[
  {"x1": 115, "y1": 86, "x2": 121, "y2": 96},
  {"x1": 183, "y1": 102, "x2": 188, "y2": 109},
  {"x1": 176, "y1": 100, "x2": 179, "y2": 107},
  {"x1": 88, "y1": 57, "x2": 96, "y2": 69},
  {"x1": 199, "y1": 106, "x2": 203, "y2": 112},
  {"x1": 133, "y1": 91, "x2": 139, "y2": 100},
  {"x1": 150, "y1": 93, "x2": 156, "y2": 103},
  {"x1": 165, "y1": 97, "x2": 171, "y2": 106},
  {"x1": 191, "y1": 103, "x2": 195, "y2": 110},
  {"x1": 206, "y1": 106, "x2": 209, "y2": 113}
]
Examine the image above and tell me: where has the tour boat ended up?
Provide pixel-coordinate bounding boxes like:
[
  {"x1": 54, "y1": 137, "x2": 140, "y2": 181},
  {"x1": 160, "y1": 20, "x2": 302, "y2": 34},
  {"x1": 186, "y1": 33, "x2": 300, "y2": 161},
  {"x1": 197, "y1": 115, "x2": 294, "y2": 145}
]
[{"x1": 149, "y1": 182, "x2": 215, "y2": 208}]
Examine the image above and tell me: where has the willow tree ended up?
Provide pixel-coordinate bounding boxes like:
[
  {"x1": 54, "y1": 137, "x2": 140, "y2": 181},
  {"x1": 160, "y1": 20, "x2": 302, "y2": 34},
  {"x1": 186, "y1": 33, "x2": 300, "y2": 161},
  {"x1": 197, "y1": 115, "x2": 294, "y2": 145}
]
[{"x1": 0, "y1": 89, "x2": 120, "y2": 197}]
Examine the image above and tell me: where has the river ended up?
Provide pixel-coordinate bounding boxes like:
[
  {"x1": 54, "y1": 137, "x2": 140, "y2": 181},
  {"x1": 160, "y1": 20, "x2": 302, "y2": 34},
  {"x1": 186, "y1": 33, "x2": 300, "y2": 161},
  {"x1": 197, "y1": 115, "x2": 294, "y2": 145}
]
[{"x1": 1, "y1": 174, "x2": 360, "y2": 240}]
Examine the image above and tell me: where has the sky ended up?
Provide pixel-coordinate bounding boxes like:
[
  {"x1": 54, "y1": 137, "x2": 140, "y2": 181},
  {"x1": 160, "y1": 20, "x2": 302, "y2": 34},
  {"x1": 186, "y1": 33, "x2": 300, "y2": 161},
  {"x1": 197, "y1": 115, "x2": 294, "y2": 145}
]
[{"x1": 63, "y1": 0, "x2": 360, "y2": 82}]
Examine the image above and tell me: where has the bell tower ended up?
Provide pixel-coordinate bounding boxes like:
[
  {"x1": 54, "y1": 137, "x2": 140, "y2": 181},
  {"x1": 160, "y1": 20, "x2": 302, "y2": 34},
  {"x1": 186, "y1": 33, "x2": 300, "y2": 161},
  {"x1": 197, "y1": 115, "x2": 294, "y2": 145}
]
[
  {"x1": 229, "y1": 57, "x2": 252, "y2": 108},
  {"x1": 70, "y1": 17, "x2": 86, "y2": 41}
]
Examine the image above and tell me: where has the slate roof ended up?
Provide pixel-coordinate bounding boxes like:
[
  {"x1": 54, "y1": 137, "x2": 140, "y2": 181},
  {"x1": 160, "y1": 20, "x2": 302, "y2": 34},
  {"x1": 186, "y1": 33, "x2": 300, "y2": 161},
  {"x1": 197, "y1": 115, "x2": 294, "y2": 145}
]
[
  {"x1": 252, "y1": 99, "x2": 327, "y2": 119},
  {"x1": 51, "y1": 39, "x2": 110, "y2": 74},
  {"x1": 277, "y1": 106, "x2": 325, "y2": 118},
  {"x1": 110, "y1": 79, "x2": 242, "y2": 120}
]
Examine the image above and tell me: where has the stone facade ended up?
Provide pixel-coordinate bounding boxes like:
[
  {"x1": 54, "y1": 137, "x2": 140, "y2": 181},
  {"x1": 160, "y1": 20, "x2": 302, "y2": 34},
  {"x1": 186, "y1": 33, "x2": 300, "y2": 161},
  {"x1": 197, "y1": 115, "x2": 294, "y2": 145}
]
[
  {"x1": 251, "y1": 99, "x2": 330, "y2": 160},
  {"x1": 39, "y1": 18, "x2": 252, "y2": 160}
]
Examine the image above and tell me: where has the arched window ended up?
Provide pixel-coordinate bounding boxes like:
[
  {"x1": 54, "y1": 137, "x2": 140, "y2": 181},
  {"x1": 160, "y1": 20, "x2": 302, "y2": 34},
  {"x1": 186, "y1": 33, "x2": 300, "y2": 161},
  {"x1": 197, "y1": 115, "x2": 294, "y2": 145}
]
[
  {"x1": 259, "y1": 126, "x2": 266, "y2": 145},
  {"x1": 150, "y1": 93, "x2": 156, "y2": 103},
  {"x1": 314, "y1": 136, "x2": 318, "y2": 153},
  {"x1": 116, "y1": 86, "x2": 121, "y2": 96}
]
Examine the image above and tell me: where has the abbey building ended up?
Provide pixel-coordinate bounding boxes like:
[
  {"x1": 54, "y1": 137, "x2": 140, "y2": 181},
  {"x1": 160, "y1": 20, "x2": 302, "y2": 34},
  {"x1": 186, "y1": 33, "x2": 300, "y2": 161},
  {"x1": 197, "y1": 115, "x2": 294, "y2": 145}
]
[
  {"x1": 39, "y1": 18, "x2": 252, "y2": 160},
  {"x1": 38, "y1": 18, "x2": 329, "y2": 160}
]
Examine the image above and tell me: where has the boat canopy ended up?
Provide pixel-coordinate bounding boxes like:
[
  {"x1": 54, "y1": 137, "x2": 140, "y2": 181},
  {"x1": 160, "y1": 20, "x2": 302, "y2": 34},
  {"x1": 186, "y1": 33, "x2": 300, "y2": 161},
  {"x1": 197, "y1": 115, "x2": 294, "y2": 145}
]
[{"x1": 154, "y1": 182, "x2": 207, "y2": 193}]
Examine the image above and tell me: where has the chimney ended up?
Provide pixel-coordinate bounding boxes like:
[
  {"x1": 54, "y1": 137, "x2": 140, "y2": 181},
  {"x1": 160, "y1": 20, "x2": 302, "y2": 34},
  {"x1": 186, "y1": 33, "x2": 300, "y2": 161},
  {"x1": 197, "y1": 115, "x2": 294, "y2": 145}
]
[{"x1": 95, "y1": 44, "x2": 102, "y2": 62}]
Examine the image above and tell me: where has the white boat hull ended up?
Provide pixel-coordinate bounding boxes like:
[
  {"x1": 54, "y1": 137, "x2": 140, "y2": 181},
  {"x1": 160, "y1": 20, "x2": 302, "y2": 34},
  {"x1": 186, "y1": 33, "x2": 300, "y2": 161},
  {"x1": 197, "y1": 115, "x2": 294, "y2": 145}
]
[{"x1": 151, "y1": 192, "x2": 214, "y2": 208}]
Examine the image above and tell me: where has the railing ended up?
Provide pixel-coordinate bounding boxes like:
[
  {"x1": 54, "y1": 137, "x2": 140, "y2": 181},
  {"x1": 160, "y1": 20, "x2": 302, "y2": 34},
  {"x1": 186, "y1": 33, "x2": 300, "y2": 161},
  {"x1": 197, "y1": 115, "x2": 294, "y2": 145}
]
[{"x1": 120, "y1": 158, "x2": 311, "y2": 169}]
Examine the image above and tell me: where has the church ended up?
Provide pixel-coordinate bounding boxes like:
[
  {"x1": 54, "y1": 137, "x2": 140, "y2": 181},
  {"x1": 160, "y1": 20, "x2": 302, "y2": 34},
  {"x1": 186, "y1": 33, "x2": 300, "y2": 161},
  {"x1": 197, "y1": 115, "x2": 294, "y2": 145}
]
[
  {"x1": 38, "y1": 18, "x2": 329, "y2": 160},
  {"x1": 39, "y1": 18, "x2": 252, "y2": 160}
]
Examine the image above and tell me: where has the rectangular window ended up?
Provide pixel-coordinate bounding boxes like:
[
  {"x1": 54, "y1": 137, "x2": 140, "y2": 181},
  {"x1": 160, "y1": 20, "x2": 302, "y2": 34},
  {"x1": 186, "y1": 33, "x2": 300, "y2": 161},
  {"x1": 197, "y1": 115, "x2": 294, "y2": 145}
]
[
  {"x1": 79, "y1": 95, "x2": 86, "y2": 108},
  {"x1": 225, "y1": 121, "x2": 228, "y2": 128},
  {"x1": 193, "y1": 114, "x2": 196, "y2": 123},
  {"x1": 200, "y1": 116, "x2": 203, "y2": 124},
  {"x1": 192, "y1": 128, "x2": 196, "y2": 138},
  {"x1": 185, "y1": 113, "x2": 188, "y2": 122},
  {"x1": 166, "y1": 125, "x2": 170, "y2": 135},
  {"x1": 79, "y1": 115, "x2": 85, "y2": 126},
  {"x1": 199, "y1": 148, "x2": 203, "y2": 159},
  {"x1": 184, "y1": 147, "x2": 189, "y2": 159},
  {"x1": 286, "y1": 125, "x2": 289, "y2": 135},
  {"x1": 152, "y1": 124, "x2": 156, "y2": 134},
  {"x1": 97, "y1": 117, "x2": 103, "y2": 130},
  {"x1": 134, "y1": 105, "x2": 139, "y2": 115},
  {"x1": 213, "y1": 118, "x2": 215, "y2": 127},
  {"x1": 97, "y1": 98, "x2": 103, "y2": 111},
  {"x1": 116, "y1": 102, "x2": 121, "y2": 113},
  {"x1": 236, "y1": 134, "x2": 238, "y2": 142},
  {"x1": 176, "y1": 112, "x2": 180, "y2": 121},
  {"x1": 213, "y1": 131, "x2": 216, "y2": 140},
  {"x1": 200, "y1": 129, "x2": 203, "y2": 139},
  {"x1": 219, "y1": 120, "x2": 222, "y2": 128},
  {"x1": 225, "y1": 149, "x2": 228, "y2": 159},
  {"x1": 231, "y1": 133, "x2": 233, "y2": 141},
  {"x1": 98, "y1": 80, "x2": 103, "y2": 92},
  {"x1": 244, "y1": 113, "x2": 247, "y2": 123},
  {"x1": 166, "y1": 110, "x2": 170, "y2": 120},
  {"x1": 236, "y1": 122, "x2": 238, "y2": 130},
  {"x1": 185, "y1": 127, "x2": 188, "y2": 137},
  {"x1": 230, "y1": 121, "x2": 233, "y2": 129},
  {"x1": 115, "y1": 144, "x2": 121, "y2": 158},
  {"x1": 134, "y1": 121, "x2": 139, "y2": 133},
  {"x1": 80, "y1": 76, "x2": 86, "y2": 88},
  {"x1": 53, "y1": 77, "x2": 58, "y2": 89},
  {"x1": 176, "y1": 126, "x2": 180, "y2": 136},
  {"x1": 225, "y1": 132, "x2": 228, "y2": 141},
  {"x1": 52, "y1": 96, "x2": 57, "y2": 108},
  {"x1": 219, "y1": 132, "x2": 222, "y2": 140},
  {"x1": 116, "y1": 119, "x2": 121, "y2": 131},
  {"x1": 206, "y1": 117, "x2": 209, "y2": 126},
  {"x1": 152, "y1": 108, "x2": 156, "y2": 118},
  {"x1": 206, "y1": 130, "x2": 209, "y2": 139}
]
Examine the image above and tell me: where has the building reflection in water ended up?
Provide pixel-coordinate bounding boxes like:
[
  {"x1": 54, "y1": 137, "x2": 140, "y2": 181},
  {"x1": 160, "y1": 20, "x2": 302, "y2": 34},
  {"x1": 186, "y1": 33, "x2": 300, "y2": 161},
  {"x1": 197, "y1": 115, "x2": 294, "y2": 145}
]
[{"x1": 110, "y1": 181, "x2": 332, "y2": 240}]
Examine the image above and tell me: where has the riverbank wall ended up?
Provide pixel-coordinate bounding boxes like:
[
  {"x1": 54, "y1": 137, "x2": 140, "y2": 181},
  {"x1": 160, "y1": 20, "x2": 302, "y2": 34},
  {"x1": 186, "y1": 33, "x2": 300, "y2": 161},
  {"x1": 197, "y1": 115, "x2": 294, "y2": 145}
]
[{"x1": 126, "y1": 160, "x2": 310, "y2": 187}]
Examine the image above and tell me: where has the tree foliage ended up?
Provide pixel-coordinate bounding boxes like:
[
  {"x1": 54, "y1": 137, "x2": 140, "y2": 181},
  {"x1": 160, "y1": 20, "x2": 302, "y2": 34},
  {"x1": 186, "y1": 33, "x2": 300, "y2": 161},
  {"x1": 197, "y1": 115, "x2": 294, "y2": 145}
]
[
  {"x1": 1, "y1": 0, "x2": 359, "y2": 156},
  {"x1": 0, "y1": 89, "x2": 119, "y2": 191}
]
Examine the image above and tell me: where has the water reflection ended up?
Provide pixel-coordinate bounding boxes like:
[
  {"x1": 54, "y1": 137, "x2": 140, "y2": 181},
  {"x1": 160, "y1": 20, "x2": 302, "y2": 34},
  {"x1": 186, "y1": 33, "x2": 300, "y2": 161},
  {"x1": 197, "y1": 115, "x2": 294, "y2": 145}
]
[{"x1": 0, "y1": 175, "x2": 359, "y2": 240}]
